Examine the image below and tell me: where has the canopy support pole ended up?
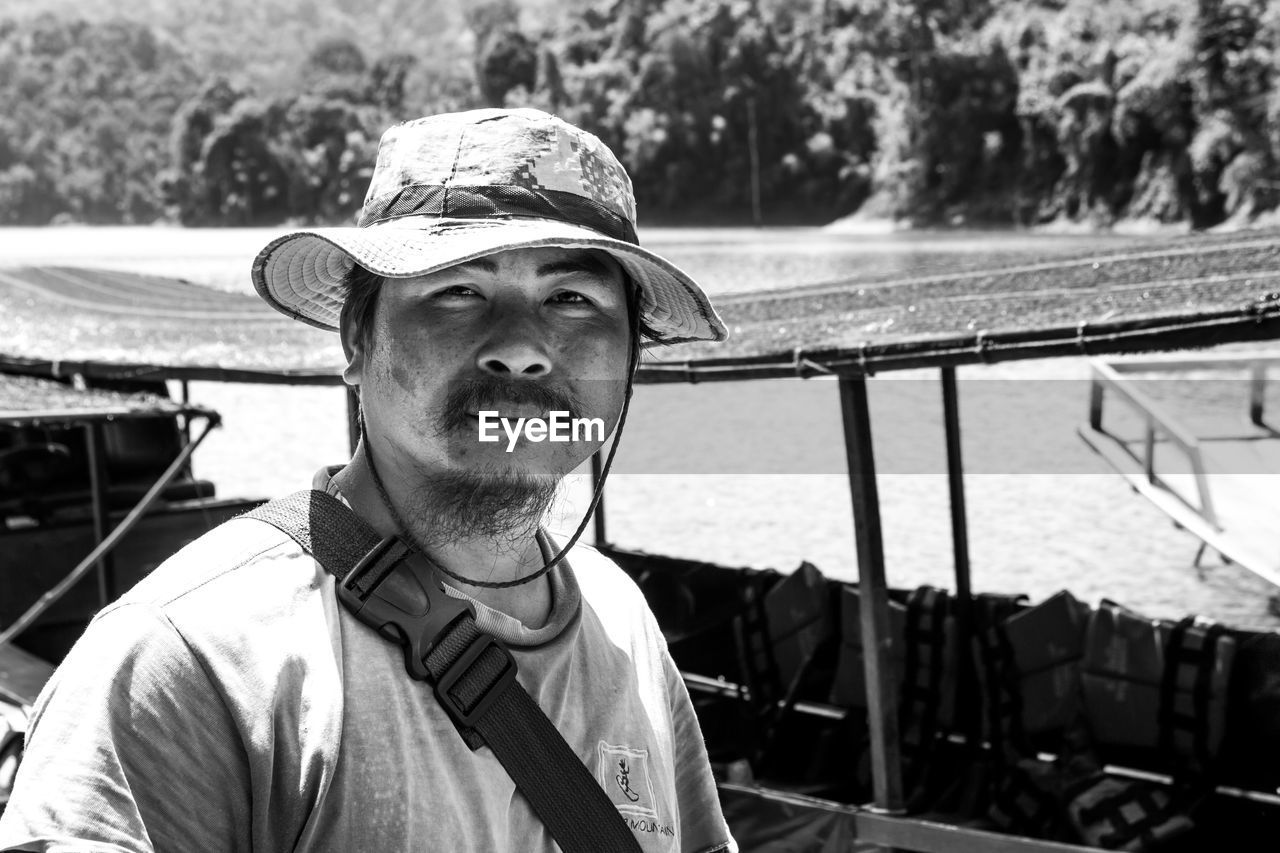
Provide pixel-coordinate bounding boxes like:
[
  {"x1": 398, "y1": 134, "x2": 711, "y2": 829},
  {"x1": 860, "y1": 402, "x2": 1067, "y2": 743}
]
[
  {"x1": 0, "y1": 415, "x2": 221, "y2": 650},
  {"x1": 84, "y1": 422, "x2": 114, "y2": 608},
  {"x1": 590, "y1": 450, "x2": 607, "y2": 546},
  {"x1": 838, "y1": 375, "x2": 905, "y2": 818},
  {"x1": 941, "y1": 366, "x2": 977, "y2": 737},
  {"x1": 178, "y1": 379, "x2": 194, "y2": 479},
  {"x1": 179, "y1": 380, "x2": 192, "y2": 443}
]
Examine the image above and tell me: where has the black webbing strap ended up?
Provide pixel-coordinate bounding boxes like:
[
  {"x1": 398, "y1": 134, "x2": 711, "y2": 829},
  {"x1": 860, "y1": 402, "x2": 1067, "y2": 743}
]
[
  {"x1": 730, "y1": 571, "x2": 834, "y2": 774},
  {"x1": 1158, "y1": 616, "x2": 1227, "y2": 776},
  {"x1": 244, "y1": 490, "x2": 643, "y2": 853},
  {"x1": 901, "y1": 586, "x2": 947, "y2": 751},
  {"x1": 733, "y1": 573, "x2": 781, "y2": 715},
  {"x1": 1066, "y1": 773, "x2": 1191, "y2": 850},
  {"x1": 899, "y1": 587, "x2": 960, "y2": 809},
  {"x1": 974, "y1": 597, "x2": 1030, "y2": 760}
]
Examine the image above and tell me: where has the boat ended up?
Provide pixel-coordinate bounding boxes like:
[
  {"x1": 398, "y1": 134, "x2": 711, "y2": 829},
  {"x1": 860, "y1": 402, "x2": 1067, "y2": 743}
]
[
  {"x1": 0, "y1": 371, "x2": 248, "y2": 807},
  {"x1": 1080, "y1": 351, "x2": 1280, "y2": 593},
  {"x1": 4, "y1": 229, "x2": 1280, "y2": 850}
]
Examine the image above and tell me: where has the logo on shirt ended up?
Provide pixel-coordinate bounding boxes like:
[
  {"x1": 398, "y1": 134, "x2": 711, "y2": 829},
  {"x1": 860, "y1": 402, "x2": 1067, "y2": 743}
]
[{"x1": 597, "y1": 741, "x2": 657, "y2": 819}]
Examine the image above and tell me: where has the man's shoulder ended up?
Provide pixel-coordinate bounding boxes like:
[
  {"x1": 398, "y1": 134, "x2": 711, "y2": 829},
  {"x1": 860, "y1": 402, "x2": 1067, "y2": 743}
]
[
  {"x1": 564, "y1": 542, "x2": 665, "y2": 644},
  {"x1": 112, "y1": 513, "x2": 317, "y2": 613},
  {"x1": 70, "y1": 513, "x2": 339, "y2": 700},
  {"x1": 566, "y1": 541, "x2": 643, "y2": 602}
]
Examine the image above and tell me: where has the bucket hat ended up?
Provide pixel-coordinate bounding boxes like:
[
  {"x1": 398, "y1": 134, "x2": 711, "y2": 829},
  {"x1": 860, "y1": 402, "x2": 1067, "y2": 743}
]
[{"x1": 252, "y1": 108, "x2": 727, "y2": 345}]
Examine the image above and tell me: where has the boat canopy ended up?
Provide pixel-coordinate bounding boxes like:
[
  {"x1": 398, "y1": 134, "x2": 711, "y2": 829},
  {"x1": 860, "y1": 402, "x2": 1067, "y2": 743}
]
[
  {"x1": 3, "y1": 228, "x2": 1280, "y2": 384},
  {"x1": 670, "y1": 228, "x2": 1280, "y2": 380},
  {"x1": 0, "y1": 266, "x2": 340, "y2": 384},
  {"x1": 0, "y1": 373, "x2": 215, "y2": 426}
]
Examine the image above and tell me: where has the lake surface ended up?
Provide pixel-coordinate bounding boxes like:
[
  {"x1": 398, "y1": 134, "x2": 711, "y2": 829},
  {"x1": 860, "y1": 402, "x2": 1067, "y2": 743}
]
[{"x1": 4, "y1": 225, "x2": 1277, "y2": 629}]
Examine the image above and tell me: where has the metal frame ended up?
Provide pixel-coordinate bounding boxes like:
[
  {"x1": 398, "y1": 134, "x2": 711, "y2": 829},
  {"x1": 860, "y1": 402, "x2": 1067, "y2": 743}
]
[
  {"x1": 1088, "y1": 360, "x2": 1219, "y2": 527},
  {"x1": 84, "y1": 422, "x2": 115, "y2": 608},
  {"x1": 1080, "y1": 353, "x2": 1280, "y2": 590},
  {"x1": 838, "y1": 375, "x2": 905, "y2": 816}
]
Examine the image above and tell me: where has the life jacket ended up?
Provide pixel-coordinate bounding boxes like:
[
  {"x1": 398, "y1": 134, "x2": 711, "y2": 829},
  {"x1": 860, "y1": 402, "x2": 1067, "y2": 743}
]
[
  {"x1": 980, "y1": 597, "x2": 1235, "y2": 850},
  {"x1": 1000, "y1": 590, "x2": 1091, "y2": 739},
  {"x1": 829, "y1": 585, "x2": 958, "y2": 733},
  {"x1": 829, "y1": 585, "x2": 906, "y2": 709},
  {"x1": 733, "y1": 561, "x2": 836, "y2": 772},
  {"x1": 1081, "y1": 602, "x2": 1234, "y2": 774},
  {"x1": 1062, "y1": 769, "x2": 1195, "y2": 851},
  {"x1": 830, "y1": 584, "x2": 960, "y2": 805}
]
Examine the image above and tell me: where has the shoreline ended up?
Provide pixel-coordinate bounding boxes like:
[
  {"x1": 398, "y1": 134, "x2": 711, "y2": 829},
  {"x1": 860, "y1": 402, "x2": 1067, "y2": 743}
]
[
  {"x1": 821, "y1": 214, "x2": 1219, "y2": 237},
  {"x1": 6, "y1": 206, "x2": 1271, "y2": 241}
]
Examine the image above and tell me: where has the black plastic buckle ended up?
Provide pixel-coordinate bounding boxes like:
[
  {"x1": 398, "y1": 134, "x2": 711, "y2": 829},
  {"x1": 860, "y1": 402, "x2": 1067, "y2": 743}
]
[
  {"x1": 435, "y1": 633, "x2": 518, "y2": 728},
  {"x1": 336, "y1": 535, "x2": 476, "y2": 681}
]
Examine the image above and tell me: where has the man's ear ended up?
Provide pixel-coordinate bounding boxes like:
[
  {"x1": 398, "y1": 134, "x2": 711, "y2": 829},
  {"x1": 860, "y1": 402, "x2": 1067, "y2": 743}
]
[
  {"x1": 339, "y1": 316, "x2": 365, "y2": 387},
  {"x1": 342, "y1": 350, "x2": 364, "y2": 387}
]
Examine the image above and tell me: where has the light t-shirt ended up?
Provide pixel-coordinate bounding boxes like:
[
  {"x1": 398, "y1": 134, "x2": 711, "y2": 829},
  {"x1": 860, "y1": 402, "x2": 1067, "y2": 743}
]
[{"x1": 0, "y1": 488, "x2": 734, "y2": 853}]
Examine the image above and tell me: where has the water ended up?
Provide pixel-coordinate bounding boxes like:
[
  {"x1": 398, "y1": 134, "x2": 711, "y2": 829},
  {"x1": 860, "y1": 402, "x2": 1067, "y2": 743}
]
[{"x1": 4, "y1": 225, "x2": 1277, "y2": 629}]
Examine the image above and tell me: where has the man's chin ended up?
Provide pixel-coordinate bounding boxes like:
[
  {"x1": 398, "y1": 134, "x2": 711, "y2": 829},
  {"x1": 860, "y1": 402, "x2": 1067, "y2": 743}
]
[
  {"x1": 454, "y1": 440, "x2": 585, "y2": 481},
  {"x1": 407, "y1": 461, "x2": 564, "y2": 547},
  {"x1": 461, "y1": 462, "x2": 562, "y2": 495}
]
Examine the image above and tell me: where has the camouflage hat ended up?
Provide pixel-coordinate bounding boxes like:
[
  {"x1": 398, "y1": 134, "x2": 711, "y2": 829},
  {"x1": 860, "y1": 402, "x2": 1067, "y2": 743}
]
[{"x1": 252, "y1": 108, "x2": 727, "y2": 345}]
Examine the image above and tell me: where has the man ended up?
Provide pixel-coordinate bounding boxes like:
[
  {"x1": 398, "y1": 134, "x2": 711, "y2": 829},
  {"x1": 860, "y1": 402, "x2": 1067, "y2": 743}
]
[{"x1": 0, "y1": 109, "x2": 735, "y2": 852}]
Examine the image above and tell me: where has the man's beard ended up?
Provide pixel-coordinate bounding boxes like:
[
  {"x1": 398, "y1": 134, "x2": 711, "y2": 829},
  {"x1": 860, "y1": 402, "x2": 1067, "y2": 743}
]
[
  {"x1": 405, "y1": 465, "x2": 562, "y2": 553},
  {"x1": 407, "y1": 376, "x2": 583, "y2": 551}
]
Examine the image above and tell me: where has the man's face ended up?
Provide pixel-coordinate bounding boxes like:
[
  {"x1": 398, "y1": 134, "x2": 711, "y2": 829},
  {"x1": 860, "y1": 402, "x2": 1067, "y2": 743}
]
[{"x1": 344, "y1": 246, "x2": 633, "y2": 494}]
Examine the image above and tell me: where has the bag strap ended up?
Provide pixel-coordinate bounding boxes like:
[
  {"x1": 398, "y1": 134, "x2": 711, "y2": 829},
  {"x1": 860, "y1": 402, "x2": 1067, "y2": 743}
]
[{"x1": 244, "y1": 490, "x2": 643, "y2": 853}]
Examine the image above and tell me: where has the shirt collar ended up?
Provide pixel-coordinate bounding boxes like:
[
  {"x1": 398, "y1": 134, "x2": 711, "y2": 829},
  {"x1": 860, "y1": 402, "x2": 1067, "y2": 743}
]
[{"x1": 312, "y1": 466, "x2": 582, "y2": 648}]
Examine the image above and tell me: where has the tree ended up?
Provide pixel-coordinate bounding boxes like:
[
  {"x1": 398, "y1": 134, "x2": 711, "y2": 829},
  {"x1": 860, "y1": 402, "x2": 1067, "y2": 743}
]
[
  {"x1": 280, "y1": 95, "x2": 378, "y2": 223},
  {"x1": 477, "y1": 28, "x2": 538, "y2": 106},
  {"x1": 368, "y1": 52, "x2": 415, "y2": 112},
  {"x1": 162, "y1": 78, "x2": 246, "y2": 223},
  {"x1": 197, "y1": 100, "x2": 292, "y2": 226},
  {"x1": 1188, "y1": 0, "x2": 1277, "y2": 221},
  {"x1": 302, "y1": 37, "x2": 369, "y2": 102},
  {"x1": 0, "y1": 14, "x2": 199, "y2": 223}
]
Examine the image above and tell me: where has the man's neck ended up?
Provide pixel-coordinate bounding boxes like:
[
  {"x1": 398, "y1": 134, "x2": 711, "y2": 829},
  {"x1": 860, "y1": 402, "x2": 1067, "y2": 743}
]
[{"x1": 331, "y1": 446, "x2": 553, "y2": 628}]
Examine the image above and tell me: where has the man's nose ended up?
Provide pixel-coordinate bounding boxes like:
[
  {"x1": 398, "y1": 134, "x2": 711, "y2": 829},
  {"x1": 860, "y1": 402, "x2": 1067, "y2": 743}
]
[{"x1": 476, "y1": 311, "x2": 552, "y2": 377}]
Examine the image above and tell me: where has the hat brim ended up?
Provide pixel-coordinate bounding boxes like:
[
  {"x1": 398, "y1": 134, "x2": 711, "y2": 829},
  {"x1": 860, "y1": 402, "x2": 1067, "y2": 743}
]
[{"x1": 252, "y1": 217, "x2": 727, "y2": 345}]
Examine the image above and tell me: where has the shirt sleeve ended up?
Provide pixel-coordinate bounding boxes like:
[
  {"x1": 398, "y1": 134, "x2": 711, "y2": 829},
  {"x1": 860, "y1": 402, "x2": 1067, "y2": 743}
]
[
  {"x1": 663, "y1": 652, "x2": 738, "y2": 853},
  {"x1": 0, "y1": 604, "x2": 251, "y2": 853}
]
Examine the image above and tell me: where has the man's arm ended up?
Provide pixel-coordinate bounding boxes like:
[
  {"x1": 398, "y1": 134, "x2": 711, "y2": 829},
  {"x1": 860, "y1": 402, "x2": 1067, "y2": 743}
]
[
  {"x1": 663, "y1": 654, "x2": 738, "y2": 853},
  {"x1": 0, "y1": 604, "x2": 250, "y2": 853}
]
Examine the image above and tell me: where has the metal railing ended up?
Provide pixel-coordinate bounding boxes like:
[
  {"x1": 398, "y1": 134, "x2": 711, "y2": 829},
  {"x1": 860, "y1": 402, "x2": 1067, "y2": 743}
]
[{"x1": 1087, "y1": 360, "x2": 1220, "y2": 529}]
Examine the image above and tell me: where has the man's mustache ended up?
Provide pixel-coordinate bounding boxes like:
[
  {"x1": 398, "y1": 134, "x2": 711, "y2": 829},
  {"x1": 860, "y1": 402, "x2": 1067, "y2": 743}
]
[{"x1": 439, "y1": 378, "x2": 584, "y2": 433}]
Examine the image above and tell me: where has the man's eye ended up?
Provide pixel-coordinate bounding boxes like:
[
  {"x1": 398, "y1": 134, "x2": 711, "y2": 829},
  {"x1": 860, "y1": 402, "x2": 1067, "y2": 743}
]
[
  {"x1": 436, "y1": 285, "x2": 479, "y2": 298},
  {"x1": 550, "y1": 291, "x2": 590, "y2": 305}
]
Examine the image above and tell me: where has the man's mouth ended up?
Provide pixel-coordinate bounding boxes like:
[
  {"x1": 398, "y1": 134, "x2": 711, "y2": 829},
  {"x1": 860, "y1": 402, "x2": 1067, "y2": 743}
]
[{"x1": 441, "y1": 378, "x2": 583, "y2": 435}]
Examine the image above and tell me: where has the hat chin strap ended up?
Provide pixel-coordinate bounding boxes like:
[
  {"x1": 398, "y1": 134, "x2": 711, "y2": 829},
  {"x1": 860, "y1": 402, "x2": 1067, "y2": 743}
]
[{"x1": 362, "y1": 288, "x2": 642, "y2": 590}]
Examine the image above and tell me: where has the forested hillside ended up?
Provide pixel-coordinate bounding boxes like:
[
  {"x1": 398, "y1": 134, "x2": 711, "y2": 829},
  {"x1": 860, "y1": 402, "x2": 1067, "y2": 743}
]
[{"x1": 1, "y1": 0, "x2": 1277, "y2": 229}]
